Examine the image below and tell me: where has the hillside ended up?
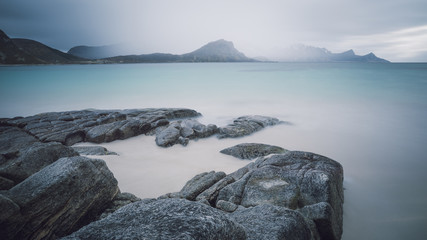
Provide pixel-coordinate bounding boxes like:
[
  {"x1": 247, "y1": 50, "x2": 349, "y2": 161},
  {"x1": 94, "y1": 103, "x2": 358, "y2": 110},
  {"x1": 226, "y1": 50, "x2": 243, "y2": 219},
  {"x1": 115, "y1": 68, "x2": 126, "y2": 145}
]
[{"x1": 0, "y1": 30, "x2": 43, "y2": 64}]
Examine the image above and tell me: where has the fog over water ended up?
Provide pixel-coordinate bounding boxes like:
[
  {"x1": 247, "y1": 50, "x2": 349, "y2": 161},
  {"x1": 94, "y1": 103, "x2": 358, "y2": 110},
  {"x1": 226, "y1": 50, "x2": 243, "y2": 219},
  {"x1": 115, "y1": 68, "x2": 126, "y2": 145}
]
[{"x1": 1, "y1": 63, "x2": 427, "y2": 239}]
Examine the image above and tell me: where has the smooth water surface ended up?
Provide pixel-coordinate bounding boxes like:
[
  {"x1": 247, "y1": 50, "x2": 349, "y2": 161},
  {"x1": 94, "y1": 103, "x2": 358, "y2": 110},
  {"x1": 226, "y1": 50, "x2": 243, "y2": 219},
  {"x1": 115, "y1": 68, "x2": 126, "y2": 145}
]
[{"x1": 1, "y1": 62, "x2": 427, "y2": 239}]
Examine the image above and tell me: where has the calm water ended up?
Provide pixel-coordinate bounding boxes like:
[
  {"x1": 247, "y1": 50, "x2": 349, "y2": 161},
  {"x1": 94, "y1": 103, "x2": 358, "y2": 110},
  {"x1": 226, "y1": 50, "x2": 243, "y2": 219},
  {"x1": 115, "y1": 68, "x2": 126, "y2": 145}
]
[{"x1": 1, "y1": 63, "x2": 427, "y2": 239}]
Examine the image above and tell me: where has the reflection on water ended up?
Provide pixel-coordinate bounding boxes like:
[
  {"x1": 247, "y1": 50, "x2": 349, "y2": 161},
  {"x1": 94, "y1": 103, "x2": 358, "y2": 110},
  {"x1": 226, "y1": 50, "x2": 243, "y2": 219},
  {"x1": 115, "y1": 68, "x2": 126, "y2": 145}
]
[{"x1": 1, "y1": 63, "x2": 427, "y2": 239}]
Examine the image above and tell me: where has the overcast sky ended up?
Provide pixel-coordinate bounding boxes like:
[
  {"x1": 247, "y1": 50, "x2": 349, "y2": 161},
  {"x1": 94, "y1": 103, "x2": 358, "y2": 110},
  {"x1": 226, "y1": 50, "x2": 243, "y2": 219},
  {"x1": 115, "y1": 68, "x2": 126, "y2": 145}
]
[{"x1": 1, "y1": 0, "x2": 426, "y2": 62}]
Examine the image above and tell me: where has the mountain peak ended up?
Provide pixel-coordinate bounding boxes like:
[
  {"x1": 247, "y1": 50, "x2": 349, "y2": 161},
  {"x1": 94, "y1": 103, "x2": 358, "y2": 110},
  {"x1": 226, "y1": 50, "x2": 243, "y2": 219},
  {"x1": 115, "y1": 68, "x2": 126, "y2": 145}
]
[{"x1": 183, "y1": 39, "x2": 254, "y2": 62}]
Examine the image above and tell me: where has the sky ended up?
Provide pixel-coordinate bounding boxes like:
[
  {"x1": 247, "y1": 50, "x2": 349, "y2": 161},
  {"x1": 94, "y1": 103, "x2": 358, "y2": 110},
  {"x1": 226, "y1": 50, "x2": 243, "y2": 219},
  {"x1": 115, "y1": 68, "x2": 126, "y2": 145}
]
[{"x1": 0, "y1": 0, "x2": 426, "y2": 62}]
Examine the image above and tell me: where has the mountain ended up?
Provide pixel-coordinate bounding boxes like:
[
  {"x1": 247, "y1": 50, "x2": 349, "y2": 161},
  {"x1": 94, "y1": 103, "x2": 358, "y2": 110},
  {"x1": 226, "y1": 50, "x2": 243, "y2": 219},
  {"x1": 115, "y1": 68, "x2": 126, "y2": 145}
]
[
  {"x1": 0, "y1": 30, "x2": 43, "y2": 64},
  {"x1": 12, "y1": 39, "x2": 85, "y2": 64},
  {"x1": 181, "y1": 39, "x2": 254, "y2": 62},
  {"x1": 0, "y1": 29, "x2": 87, "y2": 64},
  {"x1": 277, "y1": 44, "x2": 389, "y2": 63},
  {"x1": 67, "y1": 45, "x2": 128, "y2": 60},
  {"x1": 103, "y1": 39, "x2": 255, "y2": 63}
]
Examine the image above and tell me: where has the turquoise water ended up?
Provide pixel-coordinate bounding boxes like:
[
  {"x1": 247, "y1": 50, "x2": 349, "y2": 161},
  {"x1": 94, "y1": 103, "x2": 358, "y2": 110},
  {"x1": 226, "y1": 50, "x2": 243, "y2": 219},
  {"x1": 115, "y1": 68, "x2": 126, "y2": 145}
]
[{"x1": 1, "y1": 62, "x2": 427, "y2": 239}]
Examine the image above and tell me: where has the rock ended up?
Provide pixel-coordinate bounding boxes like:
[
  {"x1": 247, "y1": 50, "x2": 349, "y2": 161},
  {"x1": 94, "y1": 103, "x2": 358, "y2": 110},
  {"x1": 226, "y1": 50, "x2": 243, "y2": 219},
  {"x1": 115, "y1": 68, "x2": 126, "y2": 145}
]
[
  {"x1": 196, "y1": 175, "x2": 235, "y2": 205},
  {"x1": 180, "y1": 119, "x2": 218, "y2": 138},
  {"x1": 155, "y1": 119, "x2": 219, "y2": 147},
  {"x1": 61, "y1": 198, "x2": 246, "y2": 240},
  {"x1": 72, "y1": 146, "x2": 117, "y2": 156},
  {"x1": 218, "y1": 115, "x2": 283, "y2": 138},
  {"x1": 0, "y1": 126, "x2": 79, "y2": 188},
  {"x1": 0, "y1": 156, "x2": 119, "y2": 240},
  {"x1": 220, "y1": 143, "x2": 287, "y2": 159},
  {"x1": 216, "y1": 200, "x2": 238, "y2": 212},
  {"x1": 298, "y1": 202, "x2": 340, "y2": 240},
  {"x1": 0, "y1": 194, "x2": 20, "y2": 221},
  {"x1": 216, "y1": 151, "x2": 344, "y2": 240},
  {"x1": 3, "y1": 108, "x2": 201, "y2": 145},
  {"x1": 98, "y1": 192, "x2": 142, "y2": 219},
  {"x1": 155, "y1": 125, "x2": 181, "y2": 147},
  {"x1": 230, "y1": 204, "x2": 315, "y2": 240},
  {"x1": 179, "y1": 171, "x2": 226, "y2": 201}
]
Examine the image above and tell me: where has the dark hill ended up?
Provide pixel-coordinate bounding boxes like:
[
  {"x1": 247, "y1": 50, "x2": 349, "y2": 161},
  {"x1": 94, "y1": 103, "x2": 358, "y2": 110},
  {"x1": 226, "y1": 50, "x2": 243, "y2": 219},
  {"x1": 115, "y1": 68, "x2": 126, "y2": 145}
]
[
  {"x1": 12, "y1": 39, "x2": 86, "y2": 63},
  {"x1": 0, "y1": 30, "x2": 43, "y2": 64},
  {"x1": 68, "y1": 45, "x2": 125, "y2": 60}
]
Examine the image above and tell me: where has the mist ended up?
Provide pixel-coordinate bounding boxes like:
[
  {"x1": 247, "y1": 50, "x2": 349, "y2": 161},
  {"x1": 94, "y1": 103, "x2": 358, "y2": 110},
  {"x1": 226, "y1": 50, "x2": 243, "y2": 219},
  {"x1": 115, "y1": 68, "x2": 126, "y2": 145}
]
[{"x1": 1, "y1": 0, "x2": 427, "y2": 61}]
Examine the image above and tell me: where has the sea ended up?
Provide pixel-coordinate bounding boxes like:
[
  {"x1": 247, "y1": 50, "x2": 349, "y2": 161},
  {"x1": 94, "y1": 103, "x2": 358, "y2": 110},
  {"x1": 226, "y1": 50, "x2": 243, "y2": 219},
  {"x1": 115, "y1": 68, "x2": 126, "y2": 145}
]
[{"x1": 1, "y1": 62, "x2": 426, "y2": 240}]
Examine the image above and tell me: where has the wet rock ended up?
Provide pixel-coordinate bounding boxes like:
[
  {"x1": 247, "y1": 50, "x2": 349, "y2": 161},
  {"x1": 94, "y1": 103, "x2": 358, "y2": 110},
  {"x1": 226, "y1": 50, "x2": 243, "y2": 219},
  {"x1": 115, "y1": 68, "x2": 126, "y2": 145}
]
[
  {"x1": 220, "y1": 143, "x2": 287, "y2": 159},
  {"x1": 218, "y1": 115, "x2": 283, "y2": 138},
  {"x1": 72, "y1": 146, "x2": 118, "y2": 156},
  {"x1": 0, "y1": 156, "x2": 119, "y2": 240},
  {"x1": 61, "y1": 198, "x2": 246, "y2": 240}
]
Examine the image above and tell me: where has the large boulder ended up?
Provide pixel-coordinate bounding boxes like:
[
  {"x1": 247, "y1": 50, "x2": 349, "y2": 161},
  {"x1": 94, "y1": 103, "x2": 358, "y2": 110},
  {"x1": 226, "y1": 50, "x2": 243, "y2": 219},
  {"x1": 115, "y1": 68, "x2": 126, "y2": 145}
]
[
  {"x1": 220, "y1": 143, "x2": 287, "y2": 159},
  {"x1": 217, "y1": 151, "x2": 344, "y2": 240},
  {"x1": 169, "y1": 151, "x2": 343, "y2": 240},
  {"x1": 0, "y1": 126, "x2": 78, "y2": 189},
  {"x1": 218, "y1": 115, "x2": 283, "y2": 138},
  {"x1": 230, "y1": 204, "x2": 316, "y2": 240},
  {"x1": 61, "y1": 198, "x2": 246, "y2": 240},
  {"x1": 0, "y1": 156, "x2": 119, "y2": 240}
]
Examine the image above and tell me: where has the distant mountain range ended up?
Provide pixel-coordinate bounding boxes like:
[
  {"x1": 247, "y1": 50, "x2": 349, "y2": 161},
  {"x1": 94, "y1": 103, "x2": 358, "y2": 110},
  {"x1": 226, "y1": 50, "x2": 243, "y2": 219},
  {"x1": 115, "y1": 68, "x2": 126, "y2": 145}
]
[
  {"x1": 272, "y1": 44, "x2": 389, "y2": 63},
  {"x1": 0, "y1": 29, "x2": 389, "y2": 64}
]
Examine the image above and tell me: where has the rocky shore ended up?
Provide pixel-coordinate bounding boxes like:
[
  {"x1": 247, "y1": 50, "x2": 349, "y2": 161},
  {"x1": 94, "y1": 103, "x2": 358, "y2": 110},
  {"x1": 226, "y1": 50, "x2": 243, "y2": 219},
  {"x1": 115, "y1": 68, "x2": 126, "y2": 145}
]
[{"x1": 0, "y1": 108, "x2": 343, "y2": 240}]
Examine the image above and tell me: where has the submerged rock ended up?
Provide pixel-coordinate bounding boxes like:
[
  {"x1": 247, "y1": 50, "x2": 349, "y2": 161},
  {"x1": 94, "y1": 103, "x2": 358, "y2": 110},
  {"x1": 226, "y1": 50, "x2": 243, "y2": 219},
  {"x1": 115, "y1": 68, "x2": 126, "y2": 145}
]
[
  {"x1": 218, "y1": 115, "x2": 283, "y2": 138},
  {"x1": 220, "y1": 143, "x2": 287, "y2": 159},
  {"x1": 0, "y1": 156, "x2": 119, "y2": 240},
  {"x1": 61, "y1": 198, "x2": 246, "y2": 240}
]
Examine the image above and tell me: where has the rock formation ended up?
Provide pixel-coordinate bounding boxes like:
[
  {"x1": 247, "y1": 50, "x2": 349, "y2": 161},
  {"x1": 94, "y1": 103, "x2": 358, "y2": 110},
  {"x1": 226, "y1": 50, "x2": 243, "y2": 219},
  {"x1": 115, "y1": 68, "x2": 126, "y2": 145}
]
[
  {"x1": 0, "y1": 108, "x2": 344, "y2": 240},
  {"x1": 165, "y1": 151, "x2": 344, "y2": 240},
  {"x1": 220, "y1": 143, "x2": 287, "y2": 159}
]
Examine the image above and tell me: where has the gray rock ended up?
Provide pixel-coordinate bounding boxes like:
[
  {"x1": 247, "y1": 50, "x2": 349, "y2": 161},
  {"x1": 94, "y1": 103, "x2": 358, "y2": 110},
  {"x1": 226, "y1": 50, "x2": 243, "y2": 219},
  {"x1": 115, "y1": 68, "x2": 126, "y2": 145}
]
[
  {"x1": 0, "y1": 127, "x2": 79, "y2": 188},
  {"x1": 179, "y1": 171, "x2": 227, "y2": 201},
  {"x1": 218, "y1": 115, "x2": 283, "y2": 138},
  {"x1": 155, "y1": 125, "x2": 181, "y2": 147},
  {"x1": 72, "y1": 146, "x2": 117, "y2": 156},
  {"x1": 0, "y1": 194, "x2": 20, "y2": 221},
  {"x1": 98, "y1": 192, "x2": 142, "y2": 219},
  {"x1": 61, "y1": 198, "x2": 246, "y2": 240},
  {"x1": 216, "y1": 200, "x2": 238, "y2": 212},
  {"x1": 298, "y1": 202, "x2": 340, "y2": 240},
  {"x1": 216, "y1": 151, "x2": 344, "y2": 240},
  {"x1": 4, "y1": 108, "x2": 201, "y2": 145},
  {"x1": 220, "y1": 143, "x2": 287, "y2": 159},
  {"x1": 0, "y1": 156, "x2": 119, "y2": 240},
  {"x1": 196, "y1": 175, "x2": 235, "y2": 205},
  {"x1": 230, "y1": 204, "x2": 315, "y2": 240}
]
